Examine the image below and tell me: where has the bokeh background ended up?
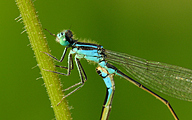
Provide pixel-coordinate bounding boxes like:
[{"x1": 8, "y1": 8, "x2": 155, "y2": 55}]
[{"x1": 1, "y1": 0, "x2": 192, "y2": 120}]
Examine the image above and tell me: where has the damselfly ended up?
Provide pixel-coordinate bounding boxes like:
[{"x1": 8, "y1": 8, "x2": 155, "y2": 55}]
[{"x1": 43, "y1": 29, "x2": 192, "y2": 120}]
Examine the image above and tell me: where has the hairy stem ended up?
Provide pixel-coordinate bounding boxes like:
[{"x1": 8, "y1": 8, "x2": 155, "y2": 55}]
[{"x1": 15, "y1": 0, "x2": 72, "y2": 119}]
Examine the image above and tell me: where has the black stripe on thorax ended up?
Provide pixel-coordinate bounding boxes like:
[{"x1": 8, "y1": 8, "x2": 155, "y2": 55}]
[
  {"x1": 76, "y1": 42, "x2": 99, "y2": 45},
  {"x1": 74, "y1": 42, "x2": 103, "y2": 50}
]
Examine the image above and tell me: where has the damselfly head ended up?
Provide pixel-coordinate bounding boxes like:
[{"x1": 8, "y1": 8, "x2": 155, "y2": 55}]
[{"x1": 56, "y1": 30, "x2": 73, "y2": 46}]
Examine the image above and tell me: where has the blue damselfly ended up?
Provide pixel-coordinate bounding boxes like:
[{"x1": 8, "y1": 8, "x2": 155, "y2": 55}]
[{"x1": 43, "y1": 29, "x2": 192, "y2": 120}]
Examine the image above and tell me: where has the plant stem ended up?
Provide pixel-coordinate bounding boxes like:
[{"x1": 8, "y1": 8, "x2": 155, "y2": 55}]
[{"x1": 15, "y1": 0, "x2": 72, "y2": 119}]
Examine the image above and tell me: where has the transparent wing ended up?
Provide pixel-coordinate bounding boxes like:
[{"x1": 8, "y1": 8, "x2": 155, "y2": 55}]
[{"x1": 105, "y1": 49, "x2": 192, "y2": 101}]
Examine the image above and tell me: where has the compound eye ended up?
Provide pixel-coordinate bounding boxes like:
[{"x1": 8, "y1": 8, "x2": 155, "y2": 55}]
[
  {"x1": 61, "y1": 32, "x2": 63, "y2": 36},
  {"x1": 57, "y1": 33, "x2": 61, "y2": 38}
]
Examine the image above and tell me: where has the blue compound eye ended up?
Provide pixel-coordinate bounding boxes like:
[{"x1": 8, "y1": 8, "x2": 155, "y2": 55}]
[{"x1": 57, "y1": 32, "x2": 65, "y2": 38}]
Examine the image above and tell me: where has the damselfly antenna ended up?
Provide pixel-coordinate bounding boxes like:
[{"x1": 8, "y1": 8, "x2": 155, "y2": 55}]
[
  {"x1": 44, "y1": 28, "x2": 57, "y2": 37},
  {"x1": 69, "y1": 24, "x2": 72, "y2": 30}
]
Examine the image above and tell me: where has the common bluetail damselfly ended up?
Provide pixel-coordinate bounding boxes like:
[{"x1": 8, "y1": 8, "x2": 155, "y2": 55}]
[{"x1": 43, "y1": 29, "x2": 192, "y2": 120}]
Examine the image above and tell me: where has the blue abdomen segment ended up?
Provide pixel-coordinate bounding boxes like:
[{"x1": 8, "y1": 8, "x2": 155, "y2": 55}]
[
  {"x1": 96, "y1": 66, "x2": 115, "y2": 120},
  {"x1": 104, "y1": 76, "x2": 113, "y2": 89}
]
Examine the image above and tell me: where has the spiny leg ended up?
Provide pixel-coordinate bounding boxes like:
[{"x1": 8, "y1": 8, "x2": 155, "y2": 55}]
[
  {"x1": 58, "y1": 54, "x2": 81, "y2": 91},
  {"x1": 76, "y1": 57, "x2": 87, "y2": 81},
  {"x1": 55, "y1": 65, "x2": 68, "y2": 69},
  {"x1": 61, "y1": 56, "x2": 87, "y2": 91},
  {"x1": 43, "y1": 50, "x2": 87, "y2": 105},
  {"x1": 43, "y1": 47, "x2": 68, "y2": 62},
  {"x1": 57, "y1": 56, "x2": 87, "y2": 106},
  {"x1": 55, "y1": 54, "x2": 74, "y2": 70},
  {"x1": 42, "y1": 47, "x2": 70, "y2": 74},
  {"x1": 43, "y1": 53, "x2": 73, "y2": 76},
  {"x1": 56, "y1": 55, "x2": 81, "y2": 92}
]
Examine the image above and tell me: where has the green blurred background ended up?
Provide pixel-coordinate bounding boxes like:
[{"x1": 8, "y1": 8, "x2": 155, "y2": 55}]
[{"x1": 1, "y1": 0, "x2": 192, "y2": 120}]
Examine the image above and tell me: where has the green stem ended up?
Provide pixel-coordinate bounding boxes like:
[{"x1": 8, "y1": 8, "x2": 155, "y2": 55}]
[{"x1": 15, "y1": 0, "x2": 72, "y2": 119}]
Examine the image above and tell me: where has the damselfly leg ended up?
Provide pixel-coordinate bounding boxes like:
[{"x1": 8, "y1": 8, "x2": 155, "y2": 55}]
[{"x1": 43, "y1": 49, "x2": 87, "y2": 106}]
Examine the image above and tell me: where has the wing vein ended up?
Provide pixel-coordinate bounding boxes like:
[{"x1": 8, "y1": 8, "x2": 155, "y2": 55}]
[{"x1": 105, "y1": 50, "x2": 192, "y2": 101}]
